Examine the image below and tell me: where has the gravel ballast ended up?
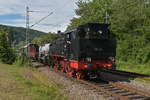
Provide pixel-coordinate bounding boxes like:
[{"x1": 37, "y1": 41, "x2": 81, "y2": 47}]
[{"x1": 121, "y1": 80, "x2": 150, "y2": 92}]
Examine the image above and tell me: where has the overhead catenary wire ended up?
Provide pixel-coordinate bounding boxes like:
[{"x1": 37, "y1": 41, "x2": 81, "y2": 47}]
[
  {"x1": 30, "y1": 12, "x2": 53, "y2": 27},
  {"x1": 25, "y1": 0, "x2": 78, "y2": 32},
  {"x1": 40, "y1": 24, "x2": 61, "y2": 27}
]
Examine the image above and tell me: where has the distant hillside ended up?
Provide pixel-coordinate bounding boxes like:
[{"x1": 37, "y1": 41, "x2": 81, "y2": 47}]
[{"x1": 0, "y1": 24, "x2": 46, "y2": 46}]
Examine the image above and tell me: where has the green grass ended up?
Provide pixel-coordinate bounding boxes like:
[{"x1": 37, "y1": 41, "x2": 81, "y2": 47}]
[
  {"x1": 116, "y1": 61, "x2": 150, "y2": 75},
  {"x1": 116, "y1": 61, "x2": 150, "y2": 83},
  {"x1": 0, "y1": 62, "x2": 67, "y2": 100}
]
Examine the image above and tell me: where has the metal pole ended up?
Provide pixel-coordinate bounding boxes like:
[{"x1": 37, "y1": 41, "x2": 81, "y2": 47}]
[
  {"x1": 26, "y1": 6, "x2": 29, "y2": 56},
  {"x1": 104, "y1": 4, "x2": 109, "y2": 24},
  {"x1": 105, "y1": 11, "x2": 108, "y2": 23}
]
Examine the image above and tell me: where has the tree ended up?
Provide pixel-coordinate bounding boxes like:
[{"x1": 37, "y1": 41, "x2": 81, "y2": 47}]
[
  {"x1": 0, "y1": 30, "x2": 16, "y2": 64},
  {"x1": 110, "y1": 0, "x2": 150, "y2": 63},
  {"x1": 67, "y1": 0, "x2": 112, "y2": 30},
  {"x1": 32, "y1": 33, "x2": 56, "y2": 45}
]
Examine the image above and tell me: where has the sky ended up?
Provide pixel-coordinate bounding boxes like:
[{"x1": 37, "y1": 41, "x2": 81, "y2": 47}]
[{"x1": 0, "y1": 0, "x2": 79, "y2": 33}]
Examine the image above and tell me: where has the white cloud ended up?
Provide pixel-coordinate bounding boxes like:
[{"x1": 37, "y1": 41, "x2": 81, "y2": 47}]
[{"x1": 0, "y1": 0, "x2": 78, "y2": 32}]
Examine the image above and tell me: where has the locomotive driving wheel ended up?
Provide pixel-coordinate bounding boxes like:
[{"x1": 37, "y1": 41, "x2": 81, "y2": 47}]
[
  {"x1": 76, "y1": 72, "x2": 84, "y2": 79},
  {"x1": 61, "y1": 67, "x2": 65, "y2": 72},
  {"x1": 65, "y1": 65, "x2": 74, "y2": 77},
  {"x1": 67, "y1": 70, "x2": 73, "y2": 77},
  {"x1": 54, "y1": 64, "x2": 58, "y2": 72}
]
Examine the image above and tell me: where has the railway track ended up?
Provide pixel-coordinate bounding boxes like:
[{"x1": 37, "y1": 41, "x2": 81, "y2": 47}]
[
  {"x1": 34, "y1": 62, "x2": 150, "y2": 100},
  {"x1": 50, "y1": 68, "x2": 150, "y2": 100},
  {"x1": 101, "y1": 69, "x2": 150, "y2": 78},
  {"x1": 79, "y1": 80, "x2": 150, "y2": 100}
]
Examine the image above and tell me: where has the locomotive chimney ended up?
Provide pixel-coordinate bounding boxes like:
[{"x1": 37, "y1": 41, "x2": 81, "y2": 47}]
[{"x1": 57, "y1": 30, "x2": 61, "y2": 34}]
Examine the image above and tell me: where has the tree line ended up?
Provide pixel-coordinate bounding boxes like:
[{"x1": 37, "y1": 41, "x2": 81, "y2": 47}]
[{"x1": 32, "y1": 32, "x2": 56, "y2": 45}]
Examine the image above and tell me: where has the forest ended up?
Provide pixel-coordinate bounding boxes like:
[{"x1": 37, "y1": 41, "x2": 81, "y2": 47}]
[{"x1": 0, "y1": 24, "x2": 46, "y2": 46}]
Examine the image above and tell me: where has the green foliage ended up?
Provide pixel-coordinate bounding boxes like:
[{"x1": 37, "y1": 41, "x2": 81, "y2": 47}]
[
  {"x1": 32, "y1": 33, "x2": 56, "y2": 45},
  {"x1": 117, "y1": 61, "x2": 150, "y2": 75},
  {"x1": 13, "y1": 55, "x2": 31, "y2": 67},
  {"x1": 110, "y1": 0, "x2": 150, "y2": 64},
  {"x1": 67, "y1": 0, "x2": 112, "y2": 30},
  {"x1": 0, "y1": 30, "x2": 16, "y2": 64},
  {"x1": 15, "y1": 41, "x2": 26, "y2": 49},
  {"x1": 0, "y1": 24, "x2": 46, "y2": 46}
]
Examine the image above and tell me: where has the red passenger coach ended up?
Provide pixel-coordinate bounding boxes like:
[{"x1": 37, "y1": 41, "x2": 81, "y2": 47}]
[
  {"x1": 20, "y1": 43, "x2": 39, "y2": 61},
  {"x1": 28, "y1": 44, "x2": 39, "y2": 60}
]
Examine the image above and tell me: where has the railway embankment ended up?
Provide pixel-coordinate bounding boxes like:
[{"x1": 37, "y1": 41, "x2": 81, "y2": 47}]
[{"x1": 0, "y1": 63, "x2": 66, "y2": 100}]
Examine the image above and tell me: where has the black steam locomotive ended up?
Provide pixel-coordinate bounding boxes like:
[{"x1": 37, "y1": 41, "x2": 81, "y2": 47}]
[{"x1": 49, "y1": 23, "x2": 116, "y2": 79}]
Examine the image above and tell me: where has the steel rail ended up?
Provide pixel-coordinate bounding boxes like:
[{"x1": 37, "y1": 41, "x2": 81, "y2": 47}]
[
  {"x1": 101, "y1": 69, "x2": 150, "y2": 78},
  {"x1": 109, "y1": 82, "x2": 150, "y2": 98},
  {"x1": 79, "y1": 80, "x2": 130, "y2": 100}
]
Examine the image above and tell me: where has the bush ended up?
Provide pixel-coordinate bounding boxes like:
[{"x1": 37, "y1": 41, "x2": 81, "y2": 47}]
[
  {"x1": 0, "y1": 30, "x2": 16, "y2": 64},
  {"x1": 0, "y1": 48, "x2": 16, "y2": 64},
  {"x1": 13, "y1": 55, "x2": 32, "y2": 67}
]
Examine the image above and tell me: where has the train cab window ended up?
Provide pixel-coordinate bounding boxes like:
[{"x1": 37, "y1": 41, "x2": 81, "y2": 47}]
[
  {"x1": 67, "y1": 34, "x2": 70, "y2": 39},
  {"x1": 87, "y1": 27, "x2": 108, "y2": 39},
  {"x1": 71, "y1": 32, "x2": 76, "y2": 39},
  {"x1": 66, "y1": 33, "x2": 71, "y2": 40},
  {"x1": 66, "y1": 33, "x2": 71, "y2": 45},
  {"x1": 78, "y1": 29, "x2": 86, "y2": 38}
]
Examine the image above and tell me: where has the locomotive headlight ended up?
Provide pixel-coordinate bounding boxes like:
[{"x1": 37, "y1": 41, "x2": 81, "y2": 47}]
[
  {"x1": 86, "y1": 57, "x2": 92, "y2": 62},
  {"x1": 108, "y1": 57, "x2": 115, "y2": 62},
  {"x1": 98, "y1": 30, "x2": 103, "y2": 34},
  {"x1": 87, "y1": 28, "x2": 90, "y2": 32}
]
